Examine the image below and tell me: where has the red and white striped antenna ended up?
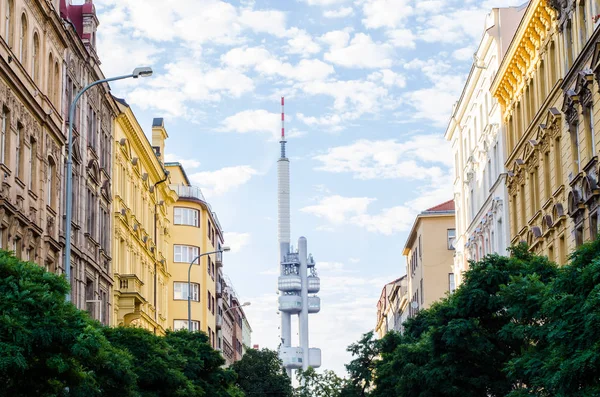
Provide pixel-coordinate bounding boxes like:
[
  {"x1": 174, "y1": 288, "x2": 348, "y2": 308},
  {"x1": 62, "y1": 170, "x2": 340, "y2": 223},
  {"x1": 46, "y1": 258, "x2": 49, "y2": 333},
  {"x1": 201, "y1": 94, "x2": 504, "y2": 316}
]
[{"x1": 280, "y1": 96, "x2": 286, "y2": 158}]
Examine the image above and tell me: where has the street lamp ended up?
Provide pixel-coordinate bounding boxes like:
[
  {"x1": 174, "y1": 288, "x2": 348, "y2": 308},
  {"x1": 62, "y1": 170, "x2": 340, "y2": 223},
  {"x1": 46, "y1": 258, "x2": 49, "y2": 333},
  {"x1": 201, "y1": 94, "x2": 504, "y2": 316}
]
[
  {"x1": 63, "y1": 67, "x2": 153, "y2": 302},
  {"x1": 188, "y1": 246, "x2": 231, "y2": 331},
  {"x1": 223, "y1": 301, "x2": 251, "y2": 317}
]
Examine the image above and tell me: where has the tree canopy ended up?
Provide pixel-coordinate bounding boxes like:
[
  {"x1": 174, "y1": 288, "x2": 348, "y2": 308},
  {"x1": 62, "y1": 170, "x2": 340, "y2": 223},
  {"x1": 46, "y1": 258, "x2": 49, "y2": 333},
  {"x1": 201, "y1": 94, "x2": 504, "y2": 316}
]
[
  {"x1": 0, "y1": 250, "x2": 241, "y2": 397},
  {"x1": 230, "y1": 348, "x2": 293, "y2": 397}
]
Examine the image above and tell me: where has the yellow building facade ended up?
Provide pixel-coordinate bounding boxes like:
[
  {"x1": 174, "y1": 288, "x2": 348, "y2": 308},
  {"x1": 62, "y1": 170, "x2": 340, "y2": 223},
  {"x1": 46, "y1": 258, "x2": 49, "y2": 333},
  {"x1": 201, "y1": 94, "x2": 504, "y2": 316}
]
[
  {"x1": 112, "y1": 106, "x2": 176, "y2": 334},
  {"x1": 165, "y1": 161, "x2": 225, "y2": 349},
  {"x1": 493, "y1": 0, "x2": 600, "y2": 263},
  {"x1": 402, "y1": 200, "x2": 456, "y2": 318}
]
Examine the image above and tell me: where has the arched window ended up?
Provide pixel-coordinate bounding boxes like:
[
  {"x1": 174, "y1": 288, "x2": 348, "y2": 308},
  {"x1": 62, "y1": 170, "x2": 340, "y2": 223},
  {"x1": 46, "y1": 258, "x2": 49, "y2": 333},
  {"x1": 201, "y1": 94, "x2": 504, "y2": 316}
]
[
  {"x1": 579, "y1": 2, "x2": 587, "y2": 47},
  {"x1": 47, "y1": 156, "x2": 55, "y2": 208},
  {"x1": 54, "y1": 62, "x2": 60, "y2": 105},
  {"x1": 29, "y1": 137, "x2": 35, "y2": 190},
  {"x1": 549, "y1": 41, "x2": 557, "y2": 83},
  {"x1": 5, "y1": 0, "x2": 13, "y2": 46},
  {"x1": 18, "y1": 13, "x2": 27, "y2": 64},
  {"x1": 539, "y1": 61, "x2": 546, "y2": 98},
  {"x1": 47, "y1": 53, "x2": 54, "y2": 99},
  {"x1": 32, "y1": 33, "x2": 39, "y2": 83}
]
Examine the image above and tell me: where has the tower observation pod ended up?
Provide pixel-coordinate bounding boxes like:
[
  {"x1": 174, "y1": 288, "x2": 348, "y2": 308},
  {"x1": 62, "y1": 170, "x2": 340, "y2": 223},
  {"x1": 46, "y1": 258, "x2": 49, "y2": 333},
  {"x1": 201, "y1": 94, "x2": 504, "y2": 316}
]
[{"x1": 277, "y1": 97, "x2": 321, "y2": 375}]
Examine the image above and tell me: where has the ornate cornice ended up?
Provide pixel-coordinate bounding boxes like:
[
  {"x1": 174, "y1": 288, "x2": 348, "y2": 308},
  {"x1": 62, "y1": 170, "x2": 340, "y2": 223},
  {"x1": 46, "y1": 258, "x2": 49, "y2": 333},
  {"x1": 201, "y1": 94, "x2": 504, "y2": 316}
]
[{"x1": 493, "y1": 0, "x2": 557, "y2": 113}]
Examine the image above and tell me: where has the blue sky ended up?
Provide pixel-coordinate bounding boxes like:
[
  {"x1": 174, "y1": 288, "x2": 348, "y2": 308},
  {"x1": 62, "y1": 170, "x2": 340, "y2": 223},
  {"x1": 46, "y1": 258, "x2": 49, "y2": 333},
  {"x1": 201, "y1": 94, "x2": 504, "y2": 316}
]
[{"x1": 93, "y1": 0, "x2": 525, "y2": 375}]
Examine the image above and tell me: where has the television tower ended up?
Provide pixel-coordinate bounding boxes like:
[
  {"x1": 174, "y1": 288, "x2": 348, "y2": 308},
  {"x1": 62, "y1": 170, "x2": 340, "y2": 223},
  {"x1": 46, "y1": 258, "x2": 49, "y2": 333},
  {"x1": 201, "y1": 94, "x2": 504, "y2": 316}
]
[{"x1": 277, "y1": 97, "x2": 321, "y2": 376}]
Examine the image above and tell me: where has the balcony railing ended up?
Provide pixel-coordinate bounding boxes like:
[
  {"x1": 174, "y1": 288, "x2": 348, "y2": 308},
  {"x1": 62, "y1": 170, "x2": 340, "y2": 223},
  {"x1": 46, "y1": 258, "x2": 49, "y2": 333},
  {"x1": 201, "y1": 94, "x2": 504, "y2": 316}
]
[{"x1": 170, "y1": 184, "x2": 206, "y2": 202}]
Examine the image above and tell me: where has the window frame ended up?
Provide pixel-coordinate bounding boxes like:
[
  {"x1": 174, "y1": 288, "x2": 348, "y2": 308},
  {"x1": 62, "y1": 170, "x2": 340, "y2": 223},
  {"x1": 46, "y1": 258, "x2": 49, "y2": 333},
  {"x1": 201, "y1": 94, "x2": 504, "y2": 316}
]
[
  {"x1": 173, "y1": 281, "x2": 200, "y2": 301},
  {"x1": 174, "y1": 207, "x2": 200, "y2": 227},
  {"x1": 173, "y1": 244, "x2": 199, "y2": 263},
  {"x1": 447, "y1": 229, "x2": 456, "y2": 250},
  {"x1": 173, "y1": 320, "x2": 199, "y2": 332}
]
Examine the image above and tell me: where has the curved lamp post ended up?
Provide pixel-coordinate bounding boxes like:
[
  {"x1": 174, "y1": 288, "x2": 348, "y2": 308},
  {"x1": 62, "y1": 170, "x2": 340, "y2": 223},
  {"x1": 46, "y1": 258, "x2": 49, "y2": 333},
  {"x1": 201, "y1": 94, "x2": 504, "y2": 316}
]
[
  {"x1": 64, "y1": 67, "x2": 153, "y2": 302},
  {"x1": 188, "y1": 247, "x2": 230, "y2": 331}
]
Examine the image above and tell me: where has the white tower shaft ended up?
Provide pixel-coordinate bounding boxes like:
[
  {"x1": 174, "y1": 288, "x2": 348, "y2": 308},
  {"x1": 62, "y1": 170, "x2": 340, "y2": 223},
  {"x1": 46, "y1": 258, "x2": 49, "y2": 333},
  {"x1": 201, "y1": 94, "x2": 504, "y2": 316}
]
[{"x1": 298, "y1": 237, "x2": 309, "y2": 370}]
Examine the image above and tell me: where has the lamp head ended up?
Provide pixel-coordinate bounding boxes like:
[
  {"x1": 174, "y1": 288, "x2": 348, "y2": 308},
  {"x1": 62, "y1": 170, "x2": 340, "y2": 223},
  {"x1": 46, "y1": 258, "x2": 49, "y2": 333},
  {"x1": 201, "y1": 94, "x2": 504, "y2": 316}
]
[
  {"x1": 132, "y1": 67, "x2": 153, "y2": 78},
  {"x1": 242, "y1": 302, "x2": 251, "y2": 307},
  {"x1": 222, "y1": 246, "x2": 231, "y2": 252}
]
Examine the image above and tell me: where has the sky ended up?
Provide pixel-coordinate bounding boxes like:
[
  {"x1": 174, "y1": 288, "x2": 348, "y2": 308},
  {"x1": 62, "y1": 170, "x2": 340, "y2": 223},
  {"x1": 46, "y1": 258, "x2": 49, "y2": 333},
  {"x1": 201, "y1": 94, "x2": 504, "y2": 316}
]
[{"x1": 92, "y1": 0, "x2": 526, "y2": 376}]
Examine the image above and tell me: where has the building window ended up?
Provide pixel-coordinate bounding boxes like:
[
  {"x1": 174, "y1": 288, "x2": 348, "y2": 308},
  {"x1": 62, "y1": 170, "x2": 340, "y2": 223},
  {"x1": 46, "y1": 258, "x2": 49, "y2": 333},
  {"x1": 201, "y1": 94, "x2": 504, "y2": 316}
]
[
  {"x1": 28, "y1": 138, "x2": 36, "y2": 191},
  {"x1": 173, "y1": 245, "x2": 199, "y2": 263},
  {"x1": 174, "y1": 207, "x2": 199, "y2": 227},
  {"x1": 586, "y1": 104, "x2": 595, "y2": 158},
  {"x1": 5, "y1": 0, "x2": 13, "y2": 46},
  {"x1": 548, "y1": 244, "x2": 554, "y2": 262},
  {"x1": 449, "y1": 273, "x2": 456, "y2": 293},
  {"x1": 539, "y1": 61, "x2": 546, "y2": 98},
  {"x1": 554, "y1": 136, "x2": 562, "y2": 186},
  {"x1": 520, "y1": 184, "x2": 526, "y2": 228},
  {"x1": 579, "y1": 2, "x2": 587, "y2": 46},
  {"x1": 575, "y1": 223, "x2": 584, "y2": 248},
  {"x1": 447, "y1": 229, "x2": 456, "y2": 250},
  {"x1": 420, "y1": 278, "x2": 424, "y2": 304},
  {"x1": 571, "y1": 123, "x2": 581, "y2": 173},
  {"x1": 559, "y1": 234, "x2": 566, "y2": 264},
  {"x1": 32, "y1": 33, "x2": 39, "y2": 83},
  {"x1": 207, "y1": 291, "x2": 212, "y2": 311},
  {"x1": 590, "y1": 212, "x2": 598, "y2": 241},
  {"x1": 173, "y1": 282, "x2": 199, "y2": 301},
  {"x1": 86, "y1": 189, "x2": 96, "y2": 238},
  {"x1": 15, "y1": 123, "x2": 22, "y2": 179},
  {"x1": 565, "y1": 20, "x2": 574, "y2": 68},
  {"x1": 544, "y1": 151, "x2": 551, "y2": 199},
  {"x1": 1, "y1": 107, "x2": 8, "y2": 164},
  {"x1": 174, "y1": 320, "x2": 199, "y2": 332},
  {"x1": 47, "y1": 157, "x2": 55, "y2": 208},
  {"x1": 54, "y1": 62, "x2": 60, "y2": 106},
  {"x1": 530, "y1": 168, "x2": 539, "y2": 213},
  {"x1": 18, "y1": 13, "x2": 26, "y2": 64}
]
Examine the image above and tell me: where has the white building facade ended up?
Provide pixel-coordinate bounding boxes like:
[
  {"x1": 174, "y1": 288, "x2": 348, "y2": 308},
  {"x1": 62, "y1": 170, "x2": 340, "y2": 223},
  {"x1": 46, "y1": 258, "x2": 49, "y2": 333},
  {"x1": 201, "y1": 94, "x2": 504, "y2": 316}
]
[{"x1": 446, "y1": 5, "x2": 527, "y2": 285}]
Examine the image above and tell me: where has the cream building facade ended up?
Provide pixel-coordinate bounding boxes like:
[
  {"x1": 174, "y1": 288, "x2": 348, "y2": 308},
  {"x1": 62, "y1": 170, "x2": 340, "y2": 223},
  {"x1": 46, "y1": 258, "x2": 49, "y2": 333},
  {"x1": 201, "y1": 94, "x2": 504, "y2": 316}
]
[
  {"x1": 165, "y1": 160, "x2": 224, "y2": 348},
  {"x1": 492, "y1": 0, "x2": 600, "y2": 263},
  {"x1": 402, "y1": 201, "x2": 456, "y2": 318},
  {"x1": 446, "y1": 5, "x2": 525, "y2": 286},
  {"x1": 375, "y1": 276, "x2": 408, "y2": 338},
  {"x1": 112, "y1": 107, "x2": 176, "y2": 334}
]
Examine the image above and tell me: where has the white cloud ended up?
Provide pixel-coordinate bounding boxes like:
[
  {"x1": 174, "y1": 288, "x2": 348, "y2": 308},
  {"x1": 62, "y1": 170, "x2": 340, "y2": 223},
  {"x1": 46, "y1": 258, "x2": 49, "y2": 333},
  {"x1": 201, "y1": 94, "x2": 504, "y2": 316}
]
[
  {"x1": 361, "y1": 0, "x2": 413, "y2": 29},
  {"x1": 286, "y1": 28, "x2": 321, "y2": 55},
  {"x1": 349, "y1": 257, "x2": 361, "y2": 263},
  {"x1": 301, "y1": 195, "x2": 414, "y2": 235},
  {"x1": 301, "y1": 196, "x2": 375, "y2": 224},
  {"x1": 453, "y1": 46, "x2": 475, "y2": 61},
  {"x1": 367, "y1": 69, "x2": 406, "y2": 88},
  {"x1": 188, "y1": 165, "x2": 258, "y2": 196},
  {"x1": 224, "y1": 232, "x2": 251, "y2": 253},
  {"x1": 319, "y1": 29, "x2": 351, "y2": 49},
  {"x1": 302, "y1": 0, "x2": 351, "y2": 5},
  {"x1": 221, "y1": 46, "x2": 335, "y2": 81},
  {"x1": 239, "y1": 9, "x2": 288, "y2": 37},
  {"x1": 313, "y1": 136, "x2": 451, "y2": 180},
  {"x1": 324, "y1": 33, "x2": 394, "y2": 68},
  {"x1": 163, "y1": 154, "x2": 201, "y2": 169},
  {"x1": 417, "y1": 8, "x2": 487, "y2": 44},
  {"x1": 386, "y1": 29, "x2": 416, "y2": 49},
  {"x1": 323, "y1": 7, "x2": 354, "y2": 18},
  {"x1": 415, "y1": 0, "x2": 445, "y2": 13}
]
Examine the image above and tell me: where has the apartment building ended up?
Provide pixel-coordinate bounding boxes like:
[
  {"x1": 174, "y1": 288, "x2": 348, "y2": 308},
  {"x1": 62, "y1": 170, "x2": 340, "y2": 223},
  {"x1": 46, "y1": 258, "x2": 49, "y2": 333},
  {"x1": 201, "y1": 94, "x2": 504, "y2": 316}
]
[
  {"x1": 165, "y1": 160, "x2": 224, "y2": 346},
  {"x1": 112, "y1": 104, "x2": 177, "y2": 333},
  {"x1": 446, "y1": 5, "x2": 525, "y2": 285},
  {"x1": 402, "y1": 201, "x2": 456, "y2": 317},
  {"x1": 375, "y1": 276, "x2": 408, "y2": 338},
  {"x1": 492, "y1": 0, "x2": 600, "y2": 262}
]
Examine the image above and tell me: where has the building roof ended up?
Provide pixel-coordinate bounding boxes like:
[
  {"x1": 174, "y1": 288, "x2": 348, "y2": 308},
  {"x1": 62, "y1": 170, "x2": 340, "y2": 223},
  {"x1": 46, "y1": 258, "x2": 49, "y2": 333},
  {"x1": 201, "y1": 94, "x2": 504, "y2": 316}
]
[
  {"x1": 424, "y1": 199, "x2": 455, "y2": 212},
  {"x1": 152, "y1": 118, "x2": 164, "y2": 127}
]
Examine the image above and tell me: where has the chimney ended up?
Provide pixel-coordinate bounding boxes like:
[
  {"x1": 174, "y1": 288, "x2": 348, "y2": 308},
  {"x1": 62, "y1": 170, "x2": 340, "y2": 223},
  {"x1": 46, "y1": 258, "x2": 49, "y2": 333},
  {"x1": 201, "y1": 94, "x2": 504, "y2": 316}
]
[{"x1": 152, "y1": 118, "x2": 168, "y2": 163}]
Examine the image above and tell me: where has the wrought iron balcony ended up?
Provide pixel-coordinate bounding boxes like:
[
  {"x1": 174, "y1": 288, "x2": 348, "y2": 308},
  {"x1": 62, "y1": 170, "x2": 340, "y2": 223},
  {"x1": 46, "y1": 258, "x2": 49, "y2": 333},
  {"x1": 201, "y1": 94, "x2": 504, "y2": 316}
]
[{"x1": 170, "y1": 184, "x2": 206, "y2": 202}]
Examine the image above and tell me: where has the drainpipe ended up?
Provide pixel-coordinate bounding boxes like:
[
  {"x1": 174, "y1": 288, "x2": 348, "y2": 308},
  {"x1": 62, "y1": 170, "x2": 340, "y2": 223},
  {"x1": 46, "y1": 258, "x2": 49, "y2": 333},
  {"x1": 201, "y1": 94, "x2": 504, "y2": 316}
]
[{"x1": 153, "y1": 169, "x2": 169, "y2": 328}]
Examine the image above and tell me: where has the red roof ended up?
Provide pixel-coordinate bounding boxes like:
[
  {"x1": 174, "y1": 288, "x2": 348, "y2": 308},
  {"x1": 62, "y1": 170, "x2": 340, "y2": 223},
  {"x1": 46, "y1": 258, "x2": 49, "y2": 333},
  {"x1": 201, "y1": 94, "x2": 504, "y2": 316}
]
[{"x1": 425, "y1": 199, "x2": 455, "y2": 212}]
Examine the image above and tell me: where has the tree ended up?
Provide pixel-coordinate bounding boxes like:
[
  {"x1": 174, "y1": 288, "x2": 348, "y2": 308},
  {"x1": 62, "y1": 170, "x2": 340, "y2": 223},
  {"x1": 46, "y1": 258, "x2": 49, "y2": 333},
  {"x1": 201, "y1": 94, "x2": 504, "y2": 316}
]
[
  {"x1": 164, "y1": 330, "x2": 241, "y2": 396},
  {"x1": 230, "y1": 348, "x2": 293, "y2": 397},
  {"x1": 103, "y1": 326, "x2": 193, "y2": 397},
  {"x1": 370, "y1": 245, "x2": 558, "y2": 397},
  {"x1": 344, "y1": 331, "x2": 378, "y2": 396},
  {"x1": 295, "y1": 367, "x2": 348, "y2": 397},
  {"x1": 0, "y1": 250, "x2": 137, "y2": 396}
]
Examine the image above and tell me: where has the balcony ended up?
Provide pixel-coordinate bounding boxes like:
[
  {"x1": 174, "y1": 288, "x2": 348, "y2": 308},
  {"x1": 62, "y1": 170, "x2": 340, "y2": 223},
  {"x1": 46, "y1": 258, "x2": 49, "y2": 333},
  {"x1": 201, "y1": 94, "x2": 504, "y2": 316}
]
[
  {"x1": 216, "y1": 315, "x2": 223, "y2": 329},
  {"x1": 170, "y1": 184, "x2": 206, "y2": 202},
  {"x1": 215, "y1": 251, "x2": 223, "y2": 268},
  {"x1": 216, "y1": 282, "x2": 223, "y2": 297},
  {"x1": 118, "y1": 274, "x2": 145, "y2": 303}
]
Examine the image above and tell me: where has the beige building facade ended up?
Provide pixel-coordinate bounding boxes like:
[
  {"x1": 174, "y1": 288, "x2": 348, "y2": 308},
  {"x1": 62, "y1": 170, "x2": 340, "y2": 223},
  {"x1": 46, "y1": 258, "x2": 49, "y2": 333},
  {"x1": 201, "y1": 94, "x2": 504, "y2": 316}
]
[
  {"x1": 375, "y1": 276, "x2": 408, "y2": 338},
  {"x1": 112, "y1": 106, "x2": 176, "y2": 334},
  {"x1": 402, "y1": 200, "x2": 456, "y2": 318}
]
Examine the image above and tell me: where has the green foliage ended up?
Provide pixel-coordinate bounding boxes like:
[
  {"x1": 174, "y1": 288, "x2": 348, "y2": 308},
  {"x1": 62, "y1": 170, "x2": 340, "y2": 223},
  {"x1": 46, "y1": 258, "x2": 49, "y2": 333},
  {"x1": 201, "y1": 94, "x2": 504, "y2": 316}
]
[
  {"x1": 231, "y1": 348, "x2": 293, "y2": 397},
  {"x1": 0, "y1": 250, "x2": 243, "y2": 397},
  {"x1": 344, "y1": 241, "x2": 600, "y2": 396},
  {"x1": 344, "y1": 331, "x2": 378, "y2": 396},
  {"x1": 295, "y1": 367, "x2": 349, "y2": 397},
  {"x1": 0, "y1": 250, "x2": 138, "y2": 397}
]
